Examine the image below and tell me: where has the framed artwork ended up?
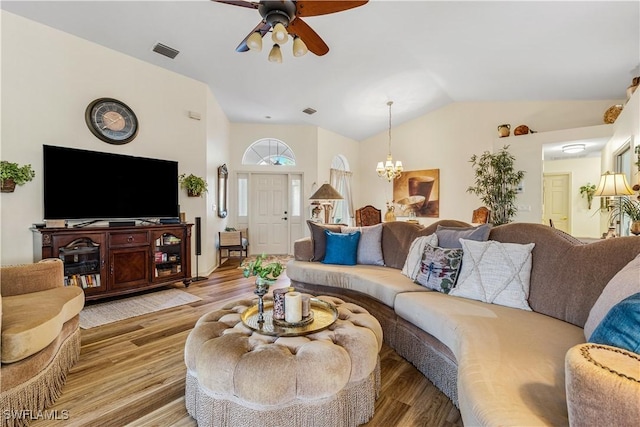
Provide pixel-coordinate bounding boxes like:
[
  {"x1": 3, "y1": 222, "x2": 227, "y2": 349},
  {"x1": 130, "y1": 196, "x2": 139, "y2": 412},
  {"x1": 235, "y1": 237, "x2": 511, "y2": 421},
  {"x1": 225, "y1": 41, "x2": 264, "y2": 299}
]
[{"x1": 393, "y1": 169, "x2": 440, "y2": 218}]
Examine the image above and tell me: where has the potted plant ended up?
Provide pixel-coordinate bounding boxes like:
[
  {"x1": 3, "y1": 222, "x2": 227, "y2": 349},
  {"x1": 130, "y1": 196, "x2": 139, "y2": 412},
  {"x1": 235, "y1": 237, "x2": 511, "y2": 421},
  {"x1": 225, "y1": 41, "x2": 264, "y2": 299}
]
[
  {"x1": 579, "y1": 183, "x2": 597, "y2": 209},
  {"x1": 242, "y1": 253, "x2": 284, "y2": 285},
  {"x1": 467, "y1": 145, "x2": 525, "y2": 226},
  {"x1": 610, "y1": 194, "x2": 640, "y2": 235},
  {"x1": 0, "y1": 161, "x2": 36, "y2": 193},
  {"x1": 178, "y1": 173, "x2": 207, "y2": 197},
  {"x1": 242, "y1": 253, "x2": 285, "y2": 323}
]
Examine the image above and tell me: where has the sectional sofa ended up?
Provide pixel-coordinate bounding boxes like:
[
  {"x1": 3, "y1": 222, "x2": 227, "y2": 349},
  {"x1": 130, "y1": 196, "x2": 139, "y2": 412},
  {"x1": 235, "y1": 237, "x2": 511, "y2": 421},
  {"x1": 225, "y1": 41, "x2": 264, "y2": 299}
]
[{"x1": 287, "y1": 220, "x2": 640, "y2": 426}]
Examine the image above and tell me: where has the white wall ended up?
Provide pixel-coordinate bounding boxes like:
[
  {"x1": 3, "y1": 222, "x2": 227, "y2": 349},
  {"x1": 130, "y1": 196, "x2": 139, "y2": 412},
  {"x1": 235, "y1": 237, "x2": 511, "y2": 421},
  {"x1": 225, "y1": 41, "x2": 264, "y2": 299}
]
[
  {"x1": 543, "y1": 157, "x2": 602, "y2": 238},
  {"x1": 359, "y1": 100, "x2": 622, "y2": 227},
  {"x1": 0, "y1": 11, "x2": 229, "y2": 271}
]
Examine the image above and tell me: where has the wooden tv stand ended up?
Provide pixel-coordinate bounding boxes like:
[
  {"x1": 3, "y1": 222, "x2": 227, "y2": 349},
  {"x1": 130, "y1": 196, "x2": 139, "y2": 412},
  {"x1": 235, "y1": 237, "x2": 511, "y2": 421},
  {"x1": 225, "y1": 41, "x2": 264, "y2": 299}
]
[{"x1": 33, "y1": 223, "x2": 193, "y2": 301}]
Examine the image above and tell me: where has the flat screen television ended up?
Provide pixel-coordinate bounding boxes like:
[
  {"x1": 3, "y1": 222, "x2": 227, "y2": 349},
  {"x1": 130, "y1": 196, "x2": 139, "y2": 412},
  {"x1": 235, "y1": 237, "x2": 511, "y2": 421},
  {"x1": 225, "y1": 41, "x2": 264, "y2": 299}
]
[{"x1": 43, "y1": 145, "x2": 179, "y2": 221}]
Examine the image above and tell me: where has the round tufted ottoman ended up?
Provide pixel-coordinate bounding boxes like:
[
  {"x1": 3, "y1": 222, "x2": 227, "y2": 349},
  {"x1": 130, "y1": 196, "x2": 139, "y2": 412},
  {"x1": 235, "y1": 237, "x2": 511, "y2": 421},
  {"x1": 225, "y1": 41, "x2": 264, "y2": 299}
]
[{"x1": 184, "y1": 295, "x2": 383, "y2": 427}]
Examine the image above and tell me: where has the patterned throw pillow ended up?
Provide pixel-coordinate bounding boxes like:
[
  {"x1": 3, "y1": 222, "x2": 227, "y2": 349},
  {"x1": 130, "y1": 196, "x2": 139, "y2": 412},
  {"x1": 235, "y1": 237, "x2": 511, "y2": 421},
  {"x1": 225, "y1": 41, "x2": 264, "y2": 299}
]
[
  {"x1": 415, "y1": 244, "x2": 463, "y2": 293},
  {"x1": 451, "y1": 239, "x2": 535, "y2": 310},
  {"x1": 341, "y1": 224, "x2": 384, "y2": 266},
  {"x1": 322, "y1": 230, "x2": 361, "y2": 266},
  {"x1": 401, "y1": 234, "x2": 438, "y2": 280}
]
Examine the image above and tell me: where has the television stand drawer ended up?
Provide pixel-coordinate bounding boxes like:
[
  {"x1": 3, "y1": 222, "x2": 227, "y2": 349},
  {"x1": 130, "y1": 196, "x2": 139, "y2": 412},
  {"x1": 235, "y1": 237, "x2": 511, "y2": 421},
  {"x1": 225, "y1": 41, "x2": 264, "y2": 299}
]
[{"x1": 110, "y1": 231, "x2": 149, "y2": 247}]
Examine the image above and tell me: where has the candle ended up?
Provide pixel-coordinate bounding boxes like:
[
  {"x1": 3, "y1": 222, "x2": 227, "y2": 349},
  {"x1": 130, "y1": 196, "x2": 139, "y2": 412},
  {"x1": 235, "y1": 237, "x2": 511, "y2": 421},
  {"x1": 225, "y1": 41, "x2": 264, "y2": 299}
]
[
  {"x1": 301, "y1": 295, "x2": 310, "y2": 318},
  {"x1": 285, "y1": 292, "x2": 302, "y2": 323}
]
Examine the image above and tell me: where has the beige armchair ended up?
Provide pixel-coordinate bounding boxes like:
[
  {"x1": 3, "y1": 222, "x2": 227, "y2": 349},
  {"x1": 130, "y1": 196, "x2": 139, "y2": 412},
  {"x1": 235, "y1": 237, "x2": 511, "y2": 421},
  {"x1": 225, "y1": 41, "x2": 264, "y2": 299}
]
[{"x1": 1, "y1": 259, "x2": 84, "y2": 426}]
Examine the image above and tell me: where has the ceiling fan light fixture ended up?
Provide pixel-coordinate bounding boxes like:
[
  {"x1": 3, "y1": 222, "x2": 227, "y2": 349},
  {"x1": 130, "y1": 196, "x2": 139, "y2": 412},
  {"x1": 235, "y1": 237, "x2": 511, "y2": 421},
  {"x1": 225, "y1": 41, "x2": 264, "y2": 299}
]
[
  {"x1": 247, "y1": 31, "x2": 263, "y2": 51},
  {"x1": 271, "y1": 22, "x2": 289, "y2": 45},
  {"x1": 268, "y1": 44, "x2": 283, "y2": 63},
  {"x1": 293, "y1": 36, "x2": 308, "y2": 57}
]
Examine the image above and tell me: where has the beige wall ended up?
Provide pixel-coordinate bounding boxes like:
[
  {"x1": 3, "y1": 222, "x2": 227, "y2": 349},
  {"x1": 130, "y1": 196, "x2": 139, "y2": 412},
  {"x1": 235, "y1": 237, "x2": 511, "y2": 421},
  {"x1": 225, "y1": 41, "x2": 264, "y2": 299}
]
[
  {"x1": 0, "y1": 11, "x2": 230, "y2": 270},
  {"x1": 358, "y1": 100, "x2": 623, "y2": 226}
]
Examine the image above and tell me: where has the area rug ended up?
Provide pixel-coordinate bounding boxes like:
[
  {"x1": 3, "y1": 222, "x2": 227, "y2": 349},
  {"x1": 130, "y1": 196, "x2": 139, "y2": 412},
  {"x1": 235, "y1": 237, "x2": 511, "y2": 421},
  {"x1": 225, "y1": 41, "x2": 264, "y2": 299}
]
[
  {"x1": 79, "y1": 288, "x2": 202, "y2": 329},
  {"x1": 239, "y1": 254, "x2": 293, "y2": 269}
]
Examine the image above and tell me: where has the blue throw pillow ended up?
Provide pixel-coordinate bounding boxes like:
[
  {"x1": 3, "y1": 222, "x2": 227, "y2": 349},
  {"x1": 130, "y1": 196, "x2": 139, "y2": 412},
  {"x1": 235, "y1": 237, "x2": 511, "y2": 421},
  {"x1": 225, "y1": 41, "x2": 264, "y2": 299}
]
[
  {"x1": 589, "y1": 292, "x2": 640, "y2": 353},
  {"x1": 322, "y1": 230, "x2": 361, "y2": 266}
]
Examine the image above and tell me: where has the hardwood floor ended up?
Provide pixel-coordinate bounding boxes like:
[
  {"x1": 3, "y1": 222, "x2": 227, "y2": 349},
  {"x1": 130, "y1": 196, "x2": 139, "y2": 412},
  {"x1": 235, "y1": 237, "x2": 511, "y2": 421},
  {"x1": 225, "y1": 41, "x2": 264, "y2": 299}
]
[{"x1": 32, "y1": 259, "x2": 462, "y2": 427}]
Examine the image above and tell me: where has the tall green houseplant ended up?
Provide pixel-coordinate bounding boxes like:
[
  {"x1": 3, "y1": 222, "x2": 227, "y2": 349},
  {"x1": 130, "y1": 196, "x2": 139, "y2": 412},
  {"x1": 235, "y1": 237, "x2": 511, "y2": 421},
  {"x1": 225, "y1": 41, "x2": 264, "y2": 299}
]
[{"x1": 467, "y1": 145, "x2": 525, "y2": 226}]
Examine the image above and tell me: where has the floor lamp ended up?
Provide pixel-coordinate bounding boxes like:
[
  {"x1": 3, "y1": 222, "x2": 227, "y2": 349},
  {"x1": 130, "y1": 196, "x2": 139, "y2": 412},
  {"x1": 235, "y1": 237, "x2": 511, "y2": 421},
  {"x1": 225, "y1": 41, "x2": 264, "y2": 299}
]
[
  {"x1": 593, "y1": 171, "x2": 634, "y2": 238},
  {"x1": 309, "y1": 183, "x2": 343, "y2": 224}
]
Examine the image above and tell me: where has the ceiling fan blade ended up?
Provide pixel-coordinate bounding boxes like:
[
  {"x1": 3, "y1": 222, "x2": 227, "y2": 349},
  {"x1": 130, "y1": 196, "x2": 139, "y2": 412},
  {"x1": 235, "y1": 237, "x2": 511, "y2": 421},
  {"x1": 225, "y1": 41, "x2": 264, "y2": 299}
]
[
  {"x1": 236, "y1": 21, "x2": 271, "y2": 52},
  {"x1": 211, "y1": 0, "x2": 260, "y2": 10},
  {"x1": 295, "y1": 1, "x2": 368, "y2": 17},
  {"x1": 287, "y1": 17, "x2": 329, "y2": 56}
]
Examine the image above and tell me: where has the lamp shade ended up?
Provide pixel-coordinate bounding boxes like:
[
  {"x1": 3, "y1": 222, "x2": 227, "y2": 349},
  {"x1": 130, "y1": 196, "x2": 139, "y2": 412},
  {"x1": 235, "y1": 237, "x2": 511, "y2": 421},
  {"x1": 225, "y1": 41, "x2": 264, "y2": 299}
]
[
  {"x1": 309, "y1": 183, "x2": 343, "y2": 201},
  {"x1": 593, "y1": 172, "x2": 634, "y2": 197},
  {"x1": 272, "y1": 23, "x2": 288, "y2": 44},
  {"x1": 292, "y1": 36, "x2": 308, "y2": 57},
  {"x1": 247, "y1": 31, "x2": 263, "y2": 51},
  {"x1": 268, "y1": 44, "x2": 282, "y2": 63}
]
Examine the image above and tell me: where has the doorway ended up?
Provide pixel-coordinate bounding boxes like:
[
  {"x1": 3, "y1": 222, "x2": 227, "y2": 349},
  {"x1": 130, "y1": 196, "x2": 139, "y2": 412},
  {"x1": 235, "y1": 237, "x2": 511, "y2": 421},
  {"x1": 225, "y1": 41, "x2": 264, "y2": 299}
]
[{"x1": 543, "y1": 173, "x2": 571, "y2": 233}]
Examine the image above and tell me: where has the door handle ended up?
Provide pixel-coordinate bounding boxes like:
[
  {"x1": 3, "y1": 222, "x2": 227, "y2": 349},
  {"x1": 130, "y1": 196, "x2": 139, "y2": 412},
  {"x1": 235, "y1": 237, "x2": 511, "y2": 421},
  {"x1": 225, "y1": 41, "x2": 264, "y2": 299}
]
[{"x1": 282, "y1": 217, "x2": 288, "y2": 221}]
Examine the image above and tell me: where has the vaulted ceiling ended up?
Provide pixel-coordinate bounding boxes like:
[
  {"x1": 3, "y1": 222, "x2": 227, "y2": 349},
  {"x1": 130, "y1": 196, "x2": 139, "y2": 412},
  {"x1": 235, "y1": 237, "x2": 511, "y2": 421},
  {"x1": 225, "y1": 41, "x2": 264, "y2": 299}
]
[{"x1": 3, "y1": 1, "x2": 639, "y2": 141}]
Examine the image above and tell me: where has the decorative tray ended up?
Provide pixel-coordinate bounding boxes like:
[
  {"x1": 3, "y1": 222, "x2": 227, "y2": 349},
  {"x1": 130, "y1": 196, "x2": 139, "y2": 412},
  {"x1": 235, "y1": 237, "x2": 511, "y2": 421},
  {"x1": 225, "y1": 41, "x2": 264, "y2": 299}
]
[{"x1": 241, "y1": 298, "x2": 338, "y2": 337}]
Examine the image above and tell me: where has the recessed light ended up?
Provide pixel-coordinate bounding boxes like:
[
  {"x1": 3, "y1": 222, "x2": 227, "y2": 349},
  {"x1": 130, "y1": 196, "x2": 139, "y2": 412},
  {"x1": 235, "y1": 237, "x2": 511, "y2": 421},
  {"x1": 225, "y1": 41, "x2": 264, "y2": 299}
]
[{"x1": 562, "y1": 144, "x2": 585, "y2": 154}]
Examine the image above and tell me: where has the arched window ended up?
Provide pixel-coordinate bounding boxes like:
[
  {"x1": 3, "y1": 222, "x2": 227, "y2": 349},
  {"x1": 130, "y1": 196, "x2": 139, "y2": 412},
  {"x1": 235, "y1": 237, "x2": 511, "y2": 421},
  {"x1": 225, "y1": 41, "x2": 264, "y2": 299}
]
[
  {"x1": 242, "y1": 138, "x2": 296, "y2": 166},
  {"x1": 330, "y1": 155, "x2": 354, "y2": 226}
]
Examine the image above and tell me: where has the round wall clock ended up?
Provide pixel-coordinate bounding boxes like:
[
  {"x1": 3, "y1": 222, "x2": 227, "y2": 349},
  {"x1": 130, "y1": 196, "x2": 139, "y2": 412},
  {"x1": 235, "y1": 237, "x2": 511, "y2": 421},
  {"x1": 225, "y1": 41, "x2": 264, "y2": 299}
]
[{"x1": 85, "y1": 98, "x2": 139, "y2": 144}]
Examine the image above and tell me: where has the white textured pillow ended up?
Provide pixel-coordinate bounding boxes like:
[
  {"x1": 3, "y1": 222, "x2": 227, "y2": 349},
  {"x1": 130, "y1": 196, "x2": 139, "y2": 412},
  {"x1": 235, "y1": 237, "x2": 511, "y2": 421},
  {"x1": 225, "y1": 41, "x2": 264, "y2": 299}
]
[
  {"x1": 341, "y1": 224, "x2": 384, "y2": 266},
  {"x1": 451, "y1": 239, "x2": 535, "y2": 311},
  {"x1": 583, "y1": 253, "x2": 640, "y2": 340},
  {"x1": 401, "y1": 234, "x2": 438, "y2": 280}
]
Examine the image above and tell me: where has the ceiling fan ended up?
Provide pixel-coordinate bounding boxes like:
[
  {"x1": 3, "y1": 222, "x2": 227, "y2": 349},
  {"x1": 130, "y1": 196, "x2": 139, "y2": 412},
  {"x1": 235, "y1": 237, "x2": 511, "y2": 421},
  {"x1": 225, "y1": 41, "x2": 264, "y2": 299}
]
[{"x1": 212, "y1": 0, "x2": 368, "y2": 62}]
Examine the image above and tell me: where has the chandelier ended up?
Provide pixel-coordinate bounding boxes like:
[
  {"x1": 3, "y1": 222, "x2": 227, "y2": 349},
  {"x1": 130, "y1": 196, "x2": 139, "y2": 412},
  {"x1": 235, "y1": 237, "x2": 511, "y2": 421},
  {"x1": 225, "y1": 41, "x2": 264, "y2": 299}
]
[{"x1": 376, "y1": 101, "x2": 403, "y2": 181}]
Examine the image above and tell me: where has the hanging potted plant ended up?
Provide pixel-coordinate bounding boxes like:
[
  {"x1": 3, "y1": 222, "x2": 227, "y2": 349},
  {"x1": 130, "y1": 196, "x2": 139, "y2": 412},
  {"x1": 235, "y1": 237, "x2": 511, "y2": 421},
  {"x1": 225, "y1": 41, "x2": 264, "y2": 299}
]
[
  {"x1": 0, "y1": 161, "x2": 36, "y2": 193},
  {"x1": 178, "y1": 173, "x2": 208, "y2": 197},
  {"x1": 467, "y1": 145, "x2": 525, "y2": 226},
  {"x1": 579, "y1": 183, "x2": 597, "y2": 209}
]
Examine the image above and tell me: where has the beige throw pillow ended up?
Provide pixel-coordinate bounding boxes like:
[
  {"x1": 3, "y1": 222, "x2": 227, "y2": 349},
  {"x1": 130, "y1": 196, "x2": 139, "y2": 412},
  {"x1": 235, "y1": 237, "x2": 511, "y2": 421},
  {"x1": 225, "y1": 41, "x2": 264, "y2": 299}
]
[
  {"x1": 451, "y1": 239, "x2": 535, "y2": 311},
  {"x1": 401, "y1": 234, "x2": 438, "y2": 280}
]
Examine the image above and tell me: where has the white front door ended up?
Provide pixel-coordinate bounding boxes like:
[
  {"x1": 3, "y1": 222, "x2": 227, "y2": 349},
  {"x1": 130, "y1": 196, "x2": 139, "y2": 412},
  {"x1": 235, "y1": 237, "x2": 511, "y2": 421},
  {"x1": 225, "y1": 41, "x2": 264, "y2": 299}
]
[
  {"x1": 250, "y1": 174, "x2": 289, "y2": 254},
  {"x1": 543, "y1": 173, "x2": 571, "y2": 233}
]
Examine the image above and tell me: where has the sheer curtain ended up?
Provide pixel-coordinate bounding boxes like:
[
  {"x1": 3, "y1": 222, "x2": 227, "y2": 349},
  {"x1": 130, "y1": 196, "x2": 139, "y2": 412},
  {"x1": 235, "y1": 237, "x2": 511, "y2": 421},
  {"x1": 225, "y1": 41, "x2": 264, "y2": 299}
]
[{"x1": 330, "y1": 168, "x2": 354, "y2": 225}]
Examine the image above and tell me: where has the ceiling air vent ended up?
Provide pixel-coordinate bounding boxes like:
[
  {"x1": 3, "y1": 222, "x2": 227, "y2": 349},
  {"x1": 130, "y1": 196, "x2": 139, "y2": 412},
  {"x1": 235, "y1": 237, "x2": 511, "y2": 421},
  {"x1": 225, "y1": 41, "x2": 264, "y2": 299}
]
[
  {"x1": 302, "y1": 107, "x2": 317, "y2": 115},
  {"x1": 152, "y1": 43, "x2": 180, "y2": 59}
]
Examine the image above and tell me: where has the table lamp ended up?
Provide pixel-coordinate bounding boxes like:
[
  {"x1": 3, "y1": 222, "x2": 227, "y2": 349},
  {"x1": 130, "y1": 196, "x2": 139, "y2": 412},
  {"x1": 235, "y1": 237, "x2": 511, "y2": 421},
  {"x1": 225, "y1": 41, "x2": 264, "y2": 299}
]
[{"x1": 309, "y1": 183, "x2": 343, "y2": 224}]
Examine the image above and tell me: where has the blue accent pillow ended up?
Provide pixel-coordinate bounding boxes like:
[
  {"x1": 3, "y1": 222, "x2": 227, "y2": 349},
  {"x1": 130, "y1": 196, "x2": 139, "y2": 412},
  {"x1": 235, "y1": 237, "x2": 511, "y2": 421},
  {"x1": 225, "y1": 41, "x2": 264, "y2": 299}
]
[
  {"x1": 322, "y1": 230, "x2": 361, "y2": 266},
  {"x1": 589, "y1": 292, "x2": 640, "y2": 353}
]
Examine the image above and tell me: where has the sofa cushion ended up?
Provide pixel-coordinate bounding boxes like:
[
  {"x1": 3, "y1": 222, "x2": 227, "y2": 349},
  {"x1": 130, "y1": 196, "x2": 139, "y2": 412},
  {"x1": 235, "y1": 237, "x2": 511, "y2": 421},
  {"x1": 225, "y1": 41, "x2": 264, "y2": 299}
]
[
  {"x1": 488, "y1": 223, "x2": 640, "y2": 327},
  {"x1": 341, "y1": 224, "x2": 384, "y2": 266},
  {"x1": 381, "y1": 220, "x2": 471, "y2": 269},
  {"x1": 394, "y1": 291, "x2": 585, "y2": 426},
  {"x1": 588, "y1": 292, "x2": 640, "y2": 353},
  {"x1": 401, "y1": 234, "x2": 438, "y2": 280},
  {"x1": 2, "y1": 286, "x2": 84, "y2": 363},
  {"x1": 435, "y1": 224, "x2": 491, "y2": 249},
  {"x1": 286, "y1": 260, "x2": 430, "y2": 307},
  {"x1": 450, "y1": 239, "x2": 534, "y2": 311},
  {"x1": 322, "y1": 230, "x2": 360, "y2": 266},
  {"x1": 307, "y1": 221, "x2": 344, "y2": 262},
  {"x1": 415, "y1": 244, "x2": 462, "y2": 294},
  {"x1": 583, "y1": 253, "x2": 640, "y2": 340}
]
